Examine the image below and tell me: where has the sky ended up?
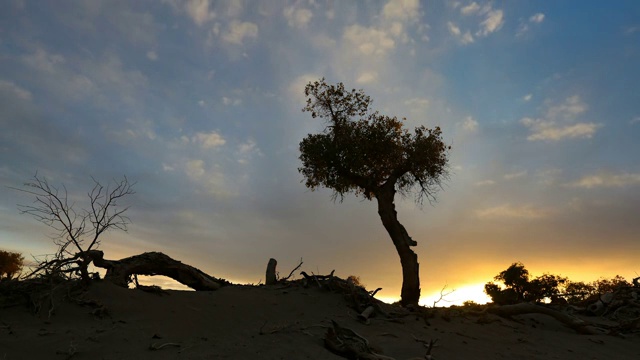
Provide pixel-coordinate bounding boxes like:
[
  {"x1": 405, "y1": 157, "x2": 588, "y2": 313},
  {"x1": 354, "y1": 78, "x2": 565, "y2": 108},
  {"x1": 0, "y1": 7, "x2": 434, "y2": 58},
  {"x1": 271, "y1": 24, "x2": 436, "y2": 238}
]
[{"x1": 1, "y1": 0, "x2": 639, "y2": 305}]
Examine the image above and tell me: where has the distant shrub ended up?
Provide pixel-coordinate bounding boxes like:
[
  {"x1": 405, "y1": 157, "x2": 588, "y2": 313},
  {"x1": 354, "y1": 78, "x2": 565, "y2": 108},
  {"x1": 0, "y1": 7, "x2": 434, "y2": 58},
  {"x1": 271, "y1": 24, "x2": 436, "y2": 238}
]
[
  {"x1": 0, "y1": 250, "x2": 24, "y2": 280},
  {"x1": 346, "y1": 275, "x2": 365, "y2": 288}
]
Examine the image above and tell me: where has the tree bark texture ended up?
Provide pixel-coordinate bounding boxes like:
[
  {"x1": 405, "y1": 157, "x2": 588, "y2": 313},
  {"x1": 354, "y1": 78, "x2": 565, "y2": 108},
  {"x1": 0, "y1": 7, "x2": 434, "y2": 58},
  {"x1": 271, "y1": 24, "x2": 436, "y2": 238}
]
[
  {"x1": 84, "y1": 250, "x2": 226, "y2": 291},
  {"x1": 376, "y1": 188, "x2": 421, "y2": 306}
]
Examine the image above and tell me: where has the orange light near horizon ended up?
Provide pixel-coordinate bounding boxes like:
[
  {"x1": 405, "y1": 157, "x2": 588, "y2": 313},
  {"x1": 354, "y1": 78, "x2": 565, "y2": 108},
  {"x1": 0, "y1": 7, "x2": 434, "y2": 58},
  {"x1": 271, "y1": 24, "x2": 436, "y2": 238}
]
[{"x1": 420, "y1": 283, "x2": 491, "y2": 307}]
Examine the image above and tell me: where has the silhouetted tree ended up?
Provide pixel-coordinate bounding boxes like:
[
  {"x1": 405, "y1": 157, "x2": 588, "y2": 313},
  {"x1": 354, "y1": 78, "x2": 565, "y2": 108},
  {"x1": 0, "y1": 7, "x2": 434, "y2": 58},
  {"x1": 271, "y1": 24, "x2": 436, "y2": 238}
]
[
  {"x1": 14, "y1": 174, "x2": 135, "y2": 282},
  {"x1": 298, "y1": 79, "x2": 450, "y2": 306},
  {"x1": 485, "y1": 262, "x2": 567, "y2": 304},
  {"x1": 0, "y1": 250, "x2": 24, "y2": 280}
]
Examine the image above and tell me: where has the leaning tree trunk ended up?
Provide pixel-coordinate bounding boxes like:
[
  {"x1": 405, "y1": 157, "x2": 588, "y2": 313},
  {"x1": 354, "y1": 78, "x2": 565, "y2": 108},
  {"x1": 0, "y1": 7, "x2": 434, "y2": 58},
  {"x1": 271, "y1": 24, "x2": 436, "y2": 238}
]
[
  {"x1": 84, "y1": 250, "x2": 227, "y2": 291},
  {"x1": 376, "y1": 187, "x2": 421, "y2": 306}
]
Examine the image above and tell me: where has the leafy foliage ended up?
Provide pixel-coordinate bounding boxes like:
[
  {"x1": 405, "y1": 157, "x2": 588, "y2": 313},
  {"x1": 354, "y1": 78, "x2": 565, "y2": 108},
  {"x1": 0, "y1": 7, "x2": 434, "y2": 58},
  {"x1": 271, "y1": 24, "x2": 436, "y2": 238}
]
[
  {"x1": 485, "y1": 262, "x2": 631, "y2": 305},
  {"x1": 0, "y1": 250, "x2": 24, "y2": 280},
  {"x1": 299, "y1": 79, "x2": 449, "y2": 203}
]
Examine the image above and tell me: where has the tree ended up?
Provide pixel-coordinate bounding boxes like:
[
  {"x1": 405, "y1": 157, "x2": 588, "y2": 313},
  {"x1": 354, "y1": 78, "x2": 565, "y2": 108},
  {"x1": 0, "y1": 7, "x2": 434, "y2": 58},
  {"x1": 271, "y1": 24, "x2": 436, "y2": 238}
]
[
  {"x1": 14, "y1": 173, "x2": 135, "y2": 282},
  {"x1": 484, "y1": 263, "x2": 567, "y2": 304},
  {"x1": 298, "y1": 79, "x2": 450, "y2": 305},
  {"x1": 0, "y1": 250, "x2": 24, "y2": 280}
]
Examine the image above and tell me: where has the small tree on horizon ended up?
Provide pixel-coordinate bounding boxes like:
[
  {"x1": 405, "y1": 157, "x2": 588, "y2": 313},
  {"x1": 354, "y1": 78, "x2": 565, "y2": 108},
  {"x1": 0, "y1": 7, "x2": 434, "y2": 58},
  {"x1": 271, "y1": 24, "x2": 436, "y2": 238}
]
[
  {"x1": 0, "y1": 250, "x2": 24, "y2": 280},
  {"x1": 298, "y1": 79, "x2": 450, "y2": 306},
  {"x1": 13, "y1": 173, "x2": 135, "y2": 282}
]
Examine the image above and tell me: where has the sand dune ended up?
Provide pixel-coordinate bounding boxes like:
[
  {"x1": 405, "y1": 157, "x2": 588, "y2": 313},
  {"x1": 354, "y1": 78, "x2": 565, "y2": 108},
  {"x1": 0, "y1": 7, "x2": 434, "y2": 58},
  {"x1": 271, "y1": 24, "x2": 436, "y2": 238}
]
[{"x1": 2, "y1": 281, "x2": 639, "y2": 359}]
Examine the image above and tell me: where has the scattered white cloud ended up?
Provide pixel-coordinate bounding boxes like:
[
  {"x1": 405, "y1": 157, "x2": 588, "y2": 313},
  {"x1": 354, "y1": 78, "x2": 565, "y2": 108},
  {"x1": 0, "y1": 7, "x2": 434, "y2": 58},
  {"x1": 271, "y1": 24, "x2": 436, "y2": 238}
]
[
  {"x1": 476, "y1": 204, "x2": 549, "y2": 220},
  {"x1": 523, "y1": 94, "x2": 532, "y2": 101},
  {"x1": 283, "y1": 6, "x2": 313, "y2": 29},
  {"x1": 475, "y1": 180, "x2": 495, "y2": 186},
  {"x1": 356, "y1": 71, "x2": 378, "y2": 84},
  {"x1": 0, "y1": 80, "x2": 32, "y2": 101},
  {"x1": 521, "y1": 96, "x2": 600, "y2": 141},
  {"x1": 23, "y1": 48, "x2": 65, "y2": 73},
  {"x1": 476, "y1": 9, "x2": 504, "y2": 37},
  {"x1": 529, "y1": 13, "x2": 545, "y2": 23},
  {"x1": 518, "y1": 12, "x2": 545, "y2": 36},
  {"x1": 462, "y1": 116, "x2": 478, "y2": 132},
  {"x1": 185, "y1": 0, "x2": 215, "y2": 26},
  {"x1": 343, "y1": 25, "x2": 395, "y2": 56},
  {"x1": 404, "y1": 98, "x2": 429, "y2": 108},
  {"x1": 193, "y1": 131, "x2": 226, "y2": 149},
  {"x1": 460, "y1": 2, "x2": 480, "y2": 16},
  {"x1": 237, "y1": 138, "x2": 263, "y2": 164},
  {"x1": 504, "y1": 170, "x2": 527, "y2": 180},
  {"x1": 222, "y1": 96, "x2": 242, "y2": 106},
  {"x1": 185, "y1": 159, "x2": 205, "y2": 178},
  {"x1": 146, "y1": 51, "x2": 158, "y2": 61},
  {"x1": 448, "y1": 21, "x2": 474, "y2": 44},
  {"x1": 546, "y1": 95, "x2": 587, "y2": 120},
  {"x1": 521, "y1": 119, "x2": 600, "y2": 141},
  {"x1": 382, "y1": 0, "x2": 420, "y2": 22},
  {"x1": 569, "y1": 173, "x2": 640, "y2": 189},
  {"x1": 222, "y1": 20, "x2": 258, "y2": 45},
  {"x1": 447, "y1": 21, "x2": 461, "y2": 36},
  {"x1": 629, "y1": 116, "x2": 640, "y2": 125}
]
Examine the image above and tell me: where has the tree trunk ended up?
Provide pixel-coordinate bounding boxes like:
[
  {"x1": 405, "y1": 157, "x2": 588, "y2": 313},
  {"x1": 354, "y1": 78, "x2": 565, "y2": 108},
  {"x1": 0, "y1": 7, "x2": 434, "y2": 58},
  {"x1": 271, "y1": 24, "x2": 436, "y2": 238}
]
[
  {"x1": 84, "y1": 250, "x2": 227, "y2": 291},
  {"x1": 376, "y1": 188, "x2": 420, "y2": 306}
]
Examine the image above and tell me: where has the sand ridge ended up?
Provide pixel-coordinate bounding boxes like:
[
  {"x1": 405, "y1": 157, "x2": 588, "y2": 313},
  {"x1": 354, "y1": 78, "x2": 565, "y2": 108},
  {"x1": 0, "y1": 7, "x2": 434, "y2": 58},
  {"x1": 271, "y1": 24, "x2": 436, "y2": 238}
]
[{"x1": 1, "y1": 281, "x2": 640, "y2": 359}]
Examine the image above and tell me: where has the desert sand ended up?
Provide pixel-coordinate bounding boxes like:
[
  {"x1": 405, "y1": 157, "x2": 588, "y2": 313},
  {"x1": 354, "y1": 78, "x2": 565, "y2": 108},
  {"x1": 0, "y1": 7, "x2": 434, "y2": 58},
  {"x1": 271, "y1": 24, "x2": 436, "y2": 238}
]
[{"x1": 2, "y1": 280, "x2": 640, "y2": 360}]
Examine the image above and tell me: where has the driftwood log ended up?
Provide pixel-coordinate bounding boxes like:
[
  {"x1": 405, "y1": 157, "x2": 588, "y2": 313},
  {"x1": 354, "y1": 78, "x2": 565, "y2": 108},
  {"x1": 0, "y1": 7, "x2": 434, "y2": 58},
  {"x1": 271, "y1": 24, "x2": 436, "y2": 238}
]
[{"x1": 84, "y1": 250, "x2": 228, "y2": 291}]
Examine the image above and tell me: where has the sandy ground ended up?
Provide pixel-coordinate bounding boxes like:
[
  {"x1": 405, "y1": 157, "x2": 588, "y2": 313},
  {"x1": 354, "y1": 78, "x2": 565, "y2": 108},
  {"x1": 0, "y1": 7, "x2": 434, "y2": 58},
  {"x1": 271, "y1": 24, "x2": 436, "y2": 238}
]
[{"x1": 2, "y1": 281, "x2": 640, "y2": 360}]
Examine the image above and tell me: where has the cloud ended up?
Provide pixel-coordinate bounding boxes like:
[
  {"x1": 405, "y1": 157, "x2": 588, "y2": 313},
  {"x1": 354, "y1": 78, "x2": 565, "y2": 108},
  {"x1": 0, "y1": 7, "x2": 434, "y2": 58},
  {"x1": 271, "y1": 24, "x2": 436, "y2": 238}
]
[
  {"x1": 0, "y1": 80, "x2": 32, "y2": 101},
  {"x1": 237, "y1": 138, "x2": 263, "y2": 164},
  {"x1": 521, "y1": 96, "x2": 600, "y2": 141},
  {"x1": 460, "y1": 2, "x2": 480, "y2": 16},
  {"x1": 462, "y1": 116, "x2": 478, "y2": 132},
  {"x1": 546, "y1": 95, "x2": 587, "y2": 120},
  {"x1": 629, "y1": 116, "x2": 640, "y2": 125},
  {"x1": 569, "y1": 173, "x2": 640, "y2": 189},
  {"x1": 476, "y1": 204, "x2": 549, "y2": 220},
  {"x1": 518, "y1": 12, "x2": 545, "y2": 36},
  {"x1": 529, "y1": 13, "x2": 545, "y2": 23},
  {"x1": 448, "y1": 22, "x2": 474, "y2": 44},
  {"x1": 356, "y1": 71, "x2": 378, "y2": 84},
  {"x1": 343, "y1": 25, "x2": 395, "y2": 56},
  {"x1": 404, "y1": 98, "x2": 429, "y2": 108},
  {"x1": 283, "y1": 6, "x2": 313, "y2": 29},
  {"x1": 186, "y1": 159, "x2": 206, "y2": 178},
  {"x1": 146, "y1": 51, "x2": 158, "y2": 61},
  {"x1": 222, "y1": 20, "x2": 258, "y2": 45},
  {"x1": 23, "y1": 48, "x2": 65, "y2": 73},
  {"x1": 523, "y1": 94, "x2": 532, "y2": 101},
  {"x1": 521, "y1": 119, "x2": 599, "y2": 141},
  {"x1": 476, "y1": 9, "x2": 504, "y2": 37},
  {"x1": 504, "y1": 171, "x2": 527, "y2": 180},
  {"x1": 193, "y1": 131, "x2": 226, "y2": 149},
  {"x1": 185, "y1": 0, "x2": 215, "y2": 26},
  {"x1": 475, "y1": 180, "x2": 495, "y2": 186},
  {"x1": 381, "y1": 0, "x2": 420, "y2": 22},
  {"x1": 222, "y1": 96, "x2": 241, "y2": 106}
]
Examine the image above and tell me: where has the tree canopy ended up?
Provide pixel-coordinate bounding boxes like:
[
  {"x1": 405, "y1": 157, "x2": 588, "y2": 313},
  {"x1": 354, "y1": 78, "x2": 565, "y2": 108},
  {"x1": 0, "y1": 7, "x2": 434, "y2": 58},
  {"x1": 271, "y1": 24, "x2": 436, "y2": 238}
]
[{"x1": 299, "y1": 79, "x2": 449, "y2": 203}]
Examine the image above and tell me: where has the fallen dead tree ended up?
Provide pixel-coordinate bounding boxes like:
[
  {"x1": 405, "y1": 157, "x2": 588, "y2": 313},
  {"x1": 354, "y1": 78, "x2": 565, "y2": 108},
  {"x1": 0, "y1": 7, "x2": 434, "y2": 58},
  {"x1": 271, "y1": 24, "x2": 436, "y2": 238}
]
[{"x1": 84, "y1": 250, "x2": 229, "y2": 291}]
